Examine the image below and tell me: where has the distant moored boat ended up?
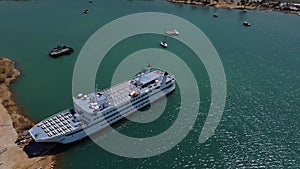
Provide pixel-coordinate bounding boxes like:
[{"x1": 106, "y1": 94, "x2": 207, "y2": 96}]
[
  {"x1": 83, "y1": 9, "x2": 89, "y2": 14},
  {"x1": 166, "y1": 29, "x2": 180, "y2": 36},
  {"x1": 243, "y1": 21, "x2": 251, "y2": 27}
]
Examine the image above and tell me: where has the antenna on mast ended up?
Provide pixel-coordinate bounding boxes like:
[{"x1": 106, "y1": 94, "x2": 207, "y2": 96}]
[
  {"x1": 146, "y1": 63, "x2": 151, "y2": 73},
  {"x1": 95, "y1": 84, "x2": 99, "y2": 92},
  {"x1": 94, "y1": 84, "x2": 98, "y2": 102}
]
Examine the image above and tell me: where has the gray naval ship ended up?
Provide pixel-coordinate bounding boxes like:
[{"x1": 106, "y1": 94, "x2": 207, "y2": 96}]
[{"x1": 29, "y1": 65, "x2": 176, "y2": 144}]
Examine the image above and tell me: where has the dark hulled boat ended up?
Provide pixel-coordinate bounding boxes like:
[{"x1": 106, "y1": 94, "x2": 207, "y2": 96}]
[
  {"x1": 49, "y1": 45, "x2": 74, "y2": 58},
  {"x1": 243, "y1": 21, "x2": 251, "y2": 27}
]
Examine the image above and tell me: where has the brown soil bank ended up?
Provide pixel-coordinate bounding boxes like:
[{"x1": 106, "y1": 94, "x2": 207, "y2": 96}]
[{"x1": 0, "y1": 57, "x2": 55, "y2": 169}]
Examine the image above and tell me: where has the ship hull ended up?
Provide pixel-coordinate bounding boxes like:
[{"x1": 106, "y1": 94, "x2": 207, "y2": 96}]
[{"x1": 30, "y1": 83, "x2": 175, "y2": 144}]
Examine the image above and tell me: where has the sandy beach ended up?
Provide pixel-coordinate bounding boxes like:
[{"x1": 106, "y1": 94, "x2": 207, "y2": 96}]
[{"x1": 0, "y1": 57, "x2": 55, "y2": 169}]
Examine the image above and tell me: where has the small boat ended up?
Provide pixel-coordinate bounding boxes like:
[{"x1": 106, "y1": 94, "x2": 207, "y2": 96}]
[
  {"x1": 49, "y1": 45, "x2": 74, "y2": 58},
  {"x1": 160, "y1": 41, "x2": 168, "y2": 48},
  {"x1": 213, "y1": 13, "x2": 218, "y2": 17},
  {"x1": 88, "y1": 0, "x2": 92, "y2": 3},
  {"x1": 160, "y1": 26, "x2": 168, "y2": 48},
  {"x1": 83, "y1": 9, "x2": 89, "y2": 14},
  {"x1": 243, "y1": 9, "x2": 247, "y2": 13},
  {"x1": 243, "y1": 21, "x2": 251, "y2": 27},
  {"x1": 166, "y1": 29, "x2": 180, "y2": 36}
]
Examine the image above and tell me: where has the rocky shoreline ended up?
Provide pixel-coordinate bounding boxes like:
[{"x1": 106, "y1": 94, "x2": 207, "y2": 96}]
[
  {"x1": 167, "y1": 0, "x2": 300, "y2": 15},
  {"x1": 0, "y1": 57, "x2": 55, "y2": 169}
]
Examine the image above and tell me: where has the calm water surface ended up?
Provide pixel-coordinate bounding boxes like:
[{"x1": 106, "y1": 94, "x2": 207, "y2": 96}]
[{"x1": 0, "y1": 0, "x2": 299, "y2": 168}]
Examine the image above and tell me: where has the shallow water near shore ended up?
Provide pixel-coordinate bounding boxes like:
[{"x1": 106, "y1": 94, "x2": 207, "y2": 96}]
[{"x1": 0, "y1": 0, "x2": 300, "y2": 168}]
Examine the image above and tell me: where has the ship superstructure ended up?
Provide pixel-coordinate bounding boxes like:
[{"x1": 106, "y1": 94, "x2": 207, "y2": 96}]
[{"x1": 29, "y1": 65, "x2": 175, "y2": 144}]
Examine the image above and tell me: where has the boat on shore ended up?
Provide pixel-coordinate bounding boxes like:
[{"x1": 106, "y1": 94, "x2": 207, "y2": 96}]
[
  {"x1": 28, "y1": 65, "x2": 176, "y2": 144},
  {"x1": 49, "y1": 45, "x2": 74, "y2": 58}
]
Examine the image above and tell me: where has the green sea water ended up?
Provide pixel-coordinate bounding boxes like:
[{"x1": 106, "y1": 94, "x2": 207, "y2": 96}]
[{"x1": 0, "y1": 0, "x2": 299, "y2": 168}]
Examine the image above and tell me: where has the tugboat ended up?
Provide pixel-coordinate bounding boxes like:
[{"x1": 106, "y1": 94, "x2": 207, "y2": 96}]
[
  {"x1": 49, "y1": 45, "x2": 74, "y2": 58},
  {"x1": 243, "y1": 21, "x2": 251, "y2": 27}
]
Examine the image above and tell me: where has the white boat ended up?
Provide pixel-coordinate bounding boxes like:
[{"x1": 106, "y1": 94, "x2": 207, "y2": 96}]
[
  {"x1": 166, "y1": 29, "x2": 180, "y2": 36},
  {"x1": 160, "y1": 41, "x2": 168, "y2": 48},
  {"x1": 28, "y1": 65, "x2": 176, "y2": 144},
  {"x1": 160, "y1": 26, "x2": 168, "y2": 48}
]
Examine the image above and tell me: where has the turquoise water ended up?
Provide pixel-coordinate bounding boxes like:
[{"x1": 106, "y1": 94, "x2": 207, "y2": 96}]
[{"x1": 1, "y1": 0, "x2": 300, "y2": 168}]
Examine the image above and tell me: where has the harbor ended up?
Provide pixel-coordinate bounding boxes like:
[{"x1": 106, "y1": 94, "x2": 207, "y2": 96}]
[{"x1": 0, "y1": 0, "x2": 299, "y2": 168}]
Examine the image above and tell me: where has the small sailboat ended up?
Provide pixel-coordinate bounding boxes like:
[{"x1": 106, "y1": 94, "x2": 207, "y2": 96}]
[
  {"x1": 160, "y1": 26, "x2": 168, "y2": 48},
  {"x1": 160, "y1": 41, "x2": 167, "y2": 48},
  {"x1": 160, "y1": 34, "x2": 167, "y2": 48}
]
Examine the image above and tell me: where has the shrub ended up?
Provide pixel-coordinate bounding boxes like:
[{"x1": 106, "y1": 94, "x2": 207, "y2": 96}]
[
  {"x1": 0, "y1": 66, "x2": 5, "y2": 74},
  {"x1": 0, "y1": 75, "x2": 5, "y2": 84}
]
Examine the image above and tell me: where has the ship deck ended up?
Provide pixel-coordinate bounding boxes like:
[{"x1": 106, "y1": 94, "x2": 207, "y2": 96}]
[
  {"x1": 74, "y1": 80, "x2": 137, "y2": 114},
  {"x1": 73, "y1": 69, "x2": 172, "y2": 115},
  {"x1": 29, "y1": 109, "x2": 78, "y2": 140},
  {"x1": 104, "y1": 81, "x2": 136, "y2": 107}
]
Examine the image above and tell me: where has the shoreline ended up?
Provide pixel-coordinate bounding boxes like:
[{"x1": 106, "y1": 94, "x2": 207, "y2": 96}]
[
  {"x1": 167, "y1": 0, "x2": 300, "y2": 16},
  {"x1": 0, "y1": 57, "x2": 56, "y2": 169}
]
